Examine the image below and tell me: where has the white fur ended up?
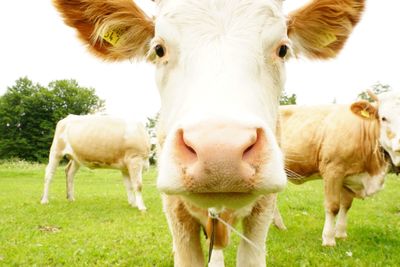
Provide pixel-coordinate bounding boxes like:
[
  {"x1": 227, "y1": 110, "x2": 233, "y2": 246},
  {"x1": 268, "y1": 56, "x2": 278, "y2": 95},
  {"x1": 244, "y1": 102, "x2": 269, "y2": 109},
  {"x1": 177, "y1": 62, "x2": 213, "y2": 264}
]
[
  {"x1": 151, "y1": 1, "x2": 298, "y2": 266},
  {"x1": 343, "y1": 171, "x2": 386, "y2": 199},
  {"x1": 377, "y1": 90, "x2": 400, "y2": 166},
  {"x1": 322, "y1": 211, "x2": 337, "y2": 246},
  {"x1": 156, "y1": 0, "x2": 287, "y2": 200}
]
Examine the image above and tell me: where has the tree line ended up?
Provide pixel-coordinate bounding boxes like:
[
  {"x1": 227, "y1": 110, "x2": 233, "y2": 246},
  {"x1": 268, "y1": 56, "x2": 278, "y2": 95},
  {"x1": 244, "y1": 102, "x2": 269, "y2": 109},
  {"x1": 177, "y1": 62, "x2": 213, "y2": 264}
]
[
  {"x1": 0, "y1": 77, "x2": 391, "y2": 163},
  {"x1": 0, "y1": 77, "x2": 105, "y2": 162}
]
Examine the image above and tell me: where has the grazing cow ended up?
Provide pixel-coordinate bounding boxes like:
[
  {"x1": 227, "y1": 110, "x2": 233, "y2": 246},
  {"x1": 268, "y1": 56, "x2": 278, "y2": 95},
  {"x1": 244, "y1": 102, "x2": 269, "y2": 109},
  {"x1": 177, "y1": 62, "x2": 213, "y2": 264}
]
[
  {"x1": 275, "y1": 92, "x2": 400, "y2": 246},
  {"x1": 40, "y1": 114, "x2": 150, "y2": 211},
  {"x1": 52, "y1": 0, "x2": 365, "y2": 265}
]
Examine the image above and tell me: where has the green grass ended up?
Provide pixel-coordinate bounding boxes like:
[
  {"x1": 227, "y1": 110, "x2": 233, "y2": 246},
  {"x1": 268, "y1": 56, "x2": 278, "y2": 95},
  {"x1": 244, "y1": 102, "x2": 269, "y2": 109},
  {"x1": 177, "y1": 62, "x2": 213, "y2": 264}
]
[{"x1": 0, "y1": 162, "x2": 399, "y2": 266}]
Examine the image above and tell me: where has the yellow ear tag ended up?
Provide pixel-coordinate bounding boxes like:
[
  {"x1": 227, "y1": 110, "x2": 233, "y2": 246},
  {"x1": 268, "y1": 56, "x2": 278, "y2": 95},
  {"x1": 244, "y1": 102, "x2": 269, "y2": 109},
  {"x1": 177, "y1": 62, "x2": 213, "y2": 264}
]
[
  {"x1": 319, "y1": 32, "x2": 337, "y2": 47},
  {"x1": 360, "y1": 110, "x2": 370, "y2": 119},
  {"x1": 101, "y1": 29, "x2": 123, "y2": 47}
]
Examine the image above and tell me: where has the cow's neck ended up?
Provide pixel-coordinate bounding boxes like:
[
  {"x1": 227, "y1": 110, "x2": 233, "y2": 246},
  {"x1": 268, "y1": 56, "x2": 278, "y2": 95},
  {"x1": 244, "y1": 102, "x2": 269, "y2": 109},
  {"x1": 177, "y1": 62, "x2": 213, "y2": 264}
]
[{"x1": 205, "y1": 211, "x2": 234, "y2": 249}]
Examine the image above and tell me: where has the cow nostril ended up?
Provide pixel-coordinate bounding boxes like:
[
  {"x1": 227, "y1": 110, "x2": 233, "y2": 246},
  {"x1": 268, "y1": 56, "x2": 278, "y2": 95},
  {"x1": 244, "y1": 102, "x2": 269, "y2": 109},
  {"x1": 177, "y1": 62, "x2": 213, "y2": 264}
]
[
  {"x1": 243, "y1": 144, "x2": 255, "y2": 155},
  {"x1": 242, "y1": 128, "x2": 264, "y2": 162},
  {"x1": 186, "y1": 144, "x2": 196, "y2": 154},
  {"x1": 176, "y1": 129, "x2": 197, "y2": 163}
]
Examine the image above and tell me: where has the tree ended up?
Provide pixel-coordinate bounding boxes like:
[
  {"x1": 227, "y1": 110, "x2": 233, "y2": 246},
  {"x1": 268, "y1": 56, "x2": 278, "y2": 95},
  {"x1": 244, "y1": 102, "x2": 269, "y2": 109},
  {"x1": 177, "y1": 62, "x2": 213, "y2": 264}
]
[
  {"x1": 0, "y1": 77, "x2": 105, "y2": 162},
  {"x1": 358, "y1": 82, "x2": 392, "y2": 102},
  {"x1": 280, "y1": 91, "x2": 297, "y2": 105}
]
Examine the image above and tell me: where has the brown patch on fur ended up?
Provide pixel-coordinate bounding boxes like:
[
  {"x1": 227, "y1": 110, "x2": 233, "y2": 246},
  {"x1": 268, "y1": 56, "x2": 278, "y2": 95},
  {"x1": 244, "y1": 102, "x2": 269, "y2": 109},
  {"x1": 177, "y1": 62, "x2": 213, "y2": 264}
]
[
  {"x1": 52, "y1": 0, "x2": 154, "y2": 61},
  {"x1": 288, "y1": 0, "x2": 365, "y2": 59},
  {"x1": 351, "y1": 115, "x2": 386, "y2": 177},
  {"x1": 386, "y1": 128, "x2": 396, "y2": 141},
  {"x1": 205, "y1": 212, "x2": 234, "y2": 249}
]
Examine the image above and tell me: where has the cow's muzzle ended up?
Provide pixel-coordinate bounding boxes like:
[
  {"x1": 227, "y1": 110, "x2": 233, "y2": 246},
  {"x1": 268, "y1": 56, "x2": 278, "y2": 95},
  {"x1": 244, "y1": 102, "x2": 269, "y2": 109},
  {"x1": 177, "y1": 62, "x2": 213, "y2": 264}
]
[{"x1": 173, "y1": 121, "x2": 268, "y2": 193}]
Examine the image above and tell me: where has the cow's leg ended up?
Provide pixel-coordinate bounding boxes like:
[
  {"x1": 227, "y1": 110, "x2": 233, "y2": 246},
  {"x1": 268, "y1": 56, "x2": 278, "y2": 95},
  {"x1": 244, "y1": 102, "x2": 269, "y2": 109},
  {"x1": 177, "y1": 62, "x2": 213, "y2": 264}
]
[
  {"x1": 335, "y1": 187, "x2": 355, "y2": 239},
  {"x1": 65, "y1": 160, "x2": 80, "y2": 201},
  {"x1": 237, "y1": 194, "x2": 276, "y2": 267},
  {"x1": 127, "y1": 158, "x2": 146, "y2": 211},
  {"x1": 164, "y1": 195, "x2": 204, "y2": 267},
  {"x1": 209, "y1": 249, "x2": 224, "y2": 267},
  {"x1": 41, "y1": 152, "x2": 62, "y2": 204},
  {"x1": 122, "y1": 171, "x2": 137, "y2": 208},
  {"x1": 272, "y1": 205, "x2": 287, "y2": 230},
  {"x1": 322, "y1": 172, "x2": 343, "y2": 247}
]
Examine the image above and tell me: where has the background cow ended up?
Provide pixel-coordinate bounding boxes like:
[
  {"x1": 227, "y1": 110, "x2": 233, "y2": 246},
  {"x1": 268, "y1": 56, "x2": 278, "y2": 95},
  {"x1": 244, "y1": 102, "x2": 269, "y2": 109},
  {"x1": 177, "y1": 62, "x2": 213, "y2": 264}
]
[
  {"x1": 52, "y1": 0, "x2": 365, "y2": 265},
  {"x1": 276, "y1": 92, "x2": 400, "y2": 246},
  {"x1": 40, "y1": 114, "x2": 150, "y2": 211}
]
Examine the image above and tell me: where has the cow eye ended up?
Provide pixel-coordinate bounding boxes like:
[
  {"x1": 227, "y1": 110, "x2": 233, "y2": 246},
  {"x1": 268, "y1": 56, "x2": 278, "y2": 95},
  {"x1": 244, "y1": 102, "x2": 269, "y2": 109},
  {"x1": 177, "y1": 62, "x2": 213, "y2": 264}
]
[
  {"x1": 381, "y1": 117, "x2": 387, "y2": 122},
  {"x1": 155, "y1": 44, "x2": 165, "y2": 58},
  {"x1": 278, "y1": 45, "x2": 288, "y2": 58}
]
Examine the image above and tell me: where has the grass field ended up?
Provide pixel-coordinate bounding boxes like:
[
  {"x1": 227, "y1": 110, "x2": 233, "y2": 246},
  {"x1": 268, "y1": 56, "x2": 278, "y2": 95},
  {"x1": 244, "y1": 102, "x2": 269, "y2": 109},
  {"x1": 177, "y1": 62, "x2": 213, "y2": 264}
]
[{"x1": 0, "y1": 161, "x2": 399, "y2": 266}]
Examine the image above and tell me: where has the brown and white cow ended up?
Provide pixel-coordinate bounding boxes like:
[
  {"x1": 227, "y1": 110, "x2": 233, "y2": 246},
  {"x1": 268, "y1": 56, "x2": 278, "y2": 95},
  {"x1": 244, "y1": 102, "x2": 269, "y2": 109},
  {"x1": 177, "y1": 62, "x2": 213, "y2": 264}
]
[
  {"x1": 40, "y1": 114, "x2": 150, "y2": 211},
  {"x1": 275, "y1": 92, "x2": 400, "y2": 246},
  {"x1": 52, "y1": 0, "x2": 365, "y2": 265}
]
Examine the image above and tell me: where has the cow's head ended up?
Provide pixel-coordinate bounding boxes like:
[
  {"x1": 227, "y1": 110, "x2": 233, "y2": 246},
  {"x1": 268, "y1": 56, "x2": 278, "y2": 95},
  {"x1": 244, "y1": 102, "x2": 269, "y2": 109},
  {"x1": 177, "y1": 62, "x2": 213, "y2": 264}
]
[
  {"x1": 376, "y1": 91, "x2": 400, "y2": 166},
  {"x1": 351, "y1": 90, "x2": 400, "y2": 167},
  {"x1": 53, "y1": 0, "x2": 365, "y2": 209}
]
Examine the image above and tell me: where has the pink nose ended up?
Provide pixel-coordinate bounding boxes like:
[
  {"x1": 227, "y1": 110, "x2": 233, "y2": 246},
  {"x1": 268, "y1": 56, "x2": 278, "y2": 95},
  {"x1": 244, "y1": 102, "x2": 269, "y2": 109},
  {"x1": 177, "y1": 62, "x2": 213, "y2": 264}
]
[{"x1": 174, "y1": 122, "x2": 267, "y2": 193}]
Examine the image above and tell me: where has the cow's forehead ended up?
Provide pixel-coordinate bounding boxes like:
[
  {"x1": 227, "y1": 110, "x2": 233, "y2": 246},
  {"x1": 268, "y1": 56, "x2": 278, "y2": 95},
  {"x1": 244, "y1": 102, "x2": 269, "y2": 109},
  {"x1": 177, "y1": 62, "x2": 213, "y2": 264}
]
[
  {"x1": 379, "y1": 91, "x2": 400, "y2": 117},
  {"x1": 379, "y1": 92, "x2": 400, "y2": 106},
  {"x1": 154, "y1": 0, "x2": 287, "y2": 67},
  {"x1": 156, "y1": 0, "x2": 285, "y2": 32}
]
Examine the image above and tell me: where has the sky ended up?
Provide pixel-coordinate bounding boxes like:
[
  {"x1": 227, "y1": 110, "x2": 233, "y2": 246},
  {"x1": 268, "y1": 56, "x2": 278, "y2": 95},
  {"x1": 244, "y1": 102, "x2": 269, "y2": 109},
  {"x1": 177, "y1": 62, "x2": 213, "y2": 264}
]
[{"x1": 1, "y1": 0, "x2": 399, "y2": 122}]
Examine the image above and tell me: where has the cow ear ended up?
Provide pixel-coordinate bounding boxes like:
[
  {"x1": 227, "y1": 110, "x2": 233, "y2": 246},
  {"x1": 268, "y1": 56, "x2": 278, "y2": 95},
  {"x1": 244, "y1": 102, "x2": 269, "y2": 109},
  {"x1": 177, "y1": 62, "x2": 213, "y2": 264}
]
[
  {"x1": 53, "y1": 0, "x2": 154, "y2": 61},
  {"x1": 287, "y1": 0, "x2": 365, "y2": 59},
  {"x1": 350, "y1": 101, "x2": 378, "y2": 120}
]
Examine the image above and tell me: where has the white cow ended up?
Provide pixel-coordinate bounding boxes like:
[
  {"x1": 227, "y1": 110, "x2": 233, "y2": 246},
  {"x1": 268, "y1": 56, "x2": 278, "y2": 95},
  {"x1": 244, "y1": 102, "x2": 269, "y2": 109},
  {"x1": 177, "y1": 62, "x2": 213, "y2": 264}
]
[
  {"x1": 40, "y1": 114, "x2": 150, "y2": 211},
  {"x1": 375, "y1": 91, "x2": 400, "y2": 166},
  {"x1": 52, "y1": 0, "x2": 365, "y2": 265}
]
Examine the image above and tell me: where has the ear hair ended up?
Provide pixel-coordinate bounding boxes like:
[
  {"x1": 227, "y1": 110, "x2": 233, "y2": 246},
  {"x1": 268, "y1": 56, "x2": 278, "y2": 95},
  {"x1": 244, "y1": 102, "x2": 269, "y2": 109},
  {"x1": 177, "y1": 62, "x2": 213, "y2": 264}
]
[
  {"x1": 53, "y1": 0, "x2": 154, "y2": 61},
  {"x1": 287, "y1": 0, "x2": 365, "y2": 59},
  {"x1": 350, "y1": 100, "x2": 378, "y2": 120}
]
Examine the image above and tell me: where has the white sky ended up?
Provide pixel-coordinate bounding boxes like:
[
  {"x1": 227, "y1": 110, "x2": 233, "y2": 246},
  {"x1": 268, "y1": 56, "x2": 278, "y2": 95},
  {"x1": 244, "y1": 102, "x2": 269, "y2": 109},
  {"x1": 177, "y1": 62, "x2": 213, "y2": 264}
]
[{"x1": 0, "y1": 0, "x2": 399, "y2": 122}]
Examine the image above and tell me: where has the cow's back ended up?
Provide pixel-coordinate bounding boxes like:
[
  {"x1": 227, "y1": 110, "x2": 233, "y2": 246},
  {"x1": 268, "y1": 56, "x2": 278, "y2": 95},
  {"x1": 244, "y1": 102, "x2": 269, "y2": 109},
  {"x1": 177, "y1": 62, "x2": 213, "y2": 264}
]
[
  {"x1": 63, "y1": 115, "x2": 149, "y2": 168},
  {"x1": 280, "y1": 104, "x2": 382, "y2": 179}
]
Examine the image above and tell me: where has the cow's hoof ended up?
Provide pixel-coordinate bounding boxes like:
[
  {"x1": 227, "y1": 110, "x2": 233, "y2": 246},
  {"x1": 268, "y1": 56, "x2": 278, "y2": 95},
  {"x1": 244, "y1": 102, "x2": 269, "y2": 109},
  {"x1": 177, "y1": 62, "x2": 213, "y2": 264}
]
[
  {"x1": 138, "y1": 207, "x2": 147, "y2": 212},
  {"x1": 67, "y1": 197, "x2": 75, "y2": 202},
  {"x1": 322, "y1": 239, "x2": 336, "y2": 247},
  {"x1": 335, "y1": 232, "x2": 347, "y2": 239},
  {"x1": 40, "y1": 199, "x2": 49, "y2": 204},
  {"x1": 274, "y1": 223, "x2": 287, "y2": 231}
]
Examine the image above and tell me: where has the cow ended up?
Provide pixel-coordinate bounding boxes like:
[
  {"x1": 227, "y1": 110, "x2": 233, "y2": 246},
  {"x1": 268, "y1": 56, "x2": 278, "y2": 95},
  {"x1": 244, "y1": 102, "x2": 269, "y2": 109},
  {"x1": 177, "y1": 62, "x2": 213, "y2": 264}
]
[
  {"x1": 40, "y1": 114, "x2": 151, "y2": 211},
  {"x1": 275, "y1": 91, "x2": 400, "y2": 246},
  {"x1": 51, "y1": 0, "x2": 365, "y2": 265}
]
